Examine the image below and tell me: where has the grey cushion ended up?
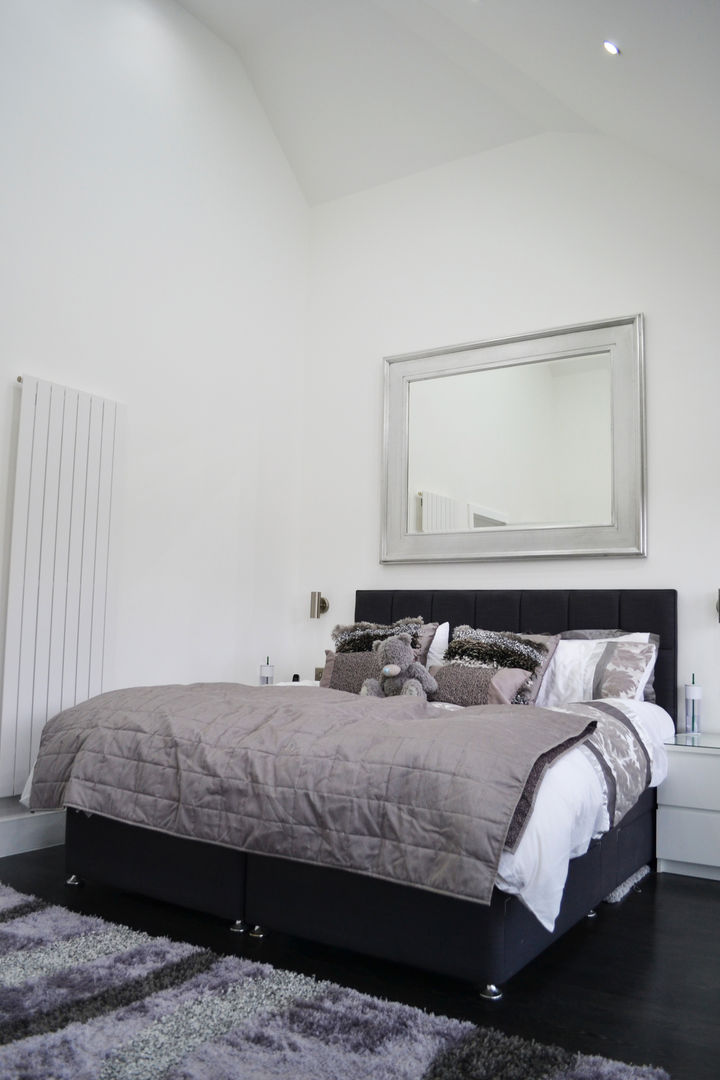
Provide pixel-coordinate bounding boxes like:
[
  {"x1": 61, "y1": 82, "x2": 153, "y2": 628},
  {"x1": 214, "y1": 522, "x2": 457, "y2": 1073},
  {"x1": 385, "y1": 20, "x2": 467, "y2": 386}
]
[
  {"x1": 319, "y1": 650, "x2": 380, "y2": 693},
  {"x1": 431, "y1": 665, "x2": 531, "y2": 708}
]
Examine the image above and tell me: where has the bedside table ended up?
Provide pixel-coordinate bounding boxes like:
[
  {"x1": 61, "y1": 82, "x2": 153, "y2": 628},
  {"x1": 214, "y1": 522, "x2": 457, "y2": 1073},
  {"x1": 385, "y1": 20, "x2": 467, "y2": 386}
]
[
  {"x1": 656, "y1": 733, "x2": 720, "y2": 881},
  {"x1": 275, "y1": 680, "x2": 320, "y2": 687}
]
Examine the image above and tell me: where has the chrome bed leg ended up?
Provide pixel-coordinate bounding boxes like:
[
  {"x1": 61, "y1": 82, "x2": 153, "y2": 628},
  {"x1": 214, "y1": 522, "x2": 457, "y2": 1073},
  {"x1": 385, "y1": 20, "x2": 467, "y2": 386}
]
[
  {"x1": 479, "y1": 983, "x2": 503, "y2": 1001},
  {"x1": 65, "y1": 874, "x2": 82, "y2": 887},
  {"x1": 230, "y1": 920, "x2": 247, "y2": 934},
  {"x1": 248, "y1": 924, "x2": 265, "y2": 940},
  {"x1": 586, "y1": 908, "x2": 598, "y2": 919}
]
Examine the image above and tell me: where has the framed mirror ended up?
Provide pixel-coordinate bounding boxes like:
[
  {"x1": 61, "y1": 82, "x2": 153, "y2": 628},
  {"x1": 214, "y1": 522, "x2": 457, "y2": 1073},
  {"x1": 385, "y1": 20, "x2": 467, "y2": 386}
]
[{"x1": 381, "y1": 314, "x2": 646, "y2": 562}]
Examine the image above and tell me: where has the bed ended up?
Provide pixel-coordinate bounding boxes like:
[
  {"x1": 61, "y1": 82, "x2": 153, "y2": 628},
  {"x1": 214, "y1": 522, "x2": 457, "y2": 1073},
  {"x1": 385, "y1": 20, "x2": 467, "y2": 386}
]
[{"x1": 30, "y1": 587, "x2": 677, "y2": 999}]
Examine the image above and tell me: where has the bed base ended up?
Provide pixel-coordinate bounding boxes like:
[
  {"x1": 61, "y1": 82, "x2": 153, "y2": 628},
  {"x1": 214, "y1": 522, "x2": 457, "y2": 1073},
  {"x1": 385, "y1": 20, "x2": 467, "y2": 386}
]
[
  {"x1": 65, "y1": 787, "x2": 655, "y2": 996},
  {"x1": 63, "y1": 587, "x2": 676, "y2": 996}
]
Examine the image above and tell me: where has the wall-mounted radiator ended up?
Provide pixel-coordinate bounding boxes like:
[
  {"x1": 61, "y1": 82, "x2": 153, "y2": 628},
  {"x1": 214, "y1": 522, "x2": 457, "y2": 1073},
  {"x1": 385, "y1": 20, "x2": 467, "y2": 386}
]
[{"x1": 0, "y1": 376, "x2": 124, "y2": 796}]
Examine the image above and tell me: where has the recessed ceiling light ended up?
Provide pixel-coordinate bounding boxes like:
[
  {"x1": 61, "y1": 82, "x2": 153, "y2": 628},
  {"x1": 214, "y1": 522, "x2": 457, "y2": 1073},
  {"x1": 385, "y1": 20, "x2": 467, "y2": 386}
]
[{"x1": 603, "y1": 40, "x2": 621, "y2": 55}]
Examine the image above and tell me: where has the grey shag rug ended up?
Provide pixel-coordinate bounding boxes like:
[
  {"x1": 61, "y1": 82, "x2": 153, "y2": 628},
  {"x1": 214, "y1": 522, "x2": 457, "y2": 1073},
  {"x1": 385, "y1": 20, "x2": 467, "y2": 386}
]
[
  {"x1": 604, "y1": 865, "x2": 651, "y2": 904},
  {"x1": 0, "y1": 881, "x2": 669, "y2": 1079}
]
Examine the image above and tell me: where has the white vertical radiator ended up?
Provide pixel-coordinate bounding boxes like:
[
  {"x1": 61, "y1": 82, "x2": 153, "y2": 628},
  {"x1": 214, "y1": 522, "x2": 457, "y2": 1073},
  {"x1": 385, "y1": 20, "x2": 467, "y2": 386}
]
[
  {"x1": 0, "y1": 376, "x2": 124, "y2": 796},
  {"x1": 420, "y1": 491, "x2": 469, "y2": 532},
  {"x1": 419, "y1": 491, "x2": 508, "y2": 532}
]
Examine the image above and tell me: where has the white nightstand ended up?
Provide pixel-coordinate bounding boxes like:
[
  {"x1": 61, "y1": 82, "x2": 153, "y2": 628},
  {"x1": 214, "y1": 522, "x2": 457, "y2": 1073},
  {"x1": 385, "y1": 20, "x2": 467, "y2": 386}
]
[
  {"x1": 275, "y1": 680, "x2": 320, "y2": 687},
  {"x1": 656, "y1": 733, "x2": 720, "y2": 881}
]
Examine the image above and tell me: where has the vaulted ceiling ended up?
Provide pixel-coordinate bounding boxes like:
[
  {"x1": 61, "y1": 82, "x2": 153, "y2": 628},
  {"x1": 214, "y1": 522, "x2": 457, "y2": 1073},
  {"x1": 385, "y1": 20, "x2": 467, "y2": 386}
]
[{"x1": 178, "y1": 0, "x2": 720, "y2": 204}]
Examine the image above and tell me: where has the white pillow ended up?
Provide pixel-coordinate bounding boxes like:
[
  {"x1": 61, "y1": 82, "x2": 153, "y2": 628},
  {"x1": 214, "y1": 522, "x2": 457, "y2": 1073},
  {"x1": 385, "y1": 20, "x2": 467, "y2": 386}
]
[
  {"x1": 426, "y1": 622, "x2": 449, "y2": 668},
  {"x1": 535, "y1": 636, "x2": 657, "y2": 708}
]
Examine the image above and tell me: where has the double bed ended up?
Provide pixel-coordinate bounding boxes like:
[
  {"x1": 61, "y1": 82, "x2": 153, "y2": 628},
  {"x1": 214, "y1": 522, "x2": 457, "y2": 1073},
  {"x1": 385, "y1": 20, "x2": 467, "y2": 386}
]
[{"x1": 29, "y1": 587, "x2": 678, "y2": 998}]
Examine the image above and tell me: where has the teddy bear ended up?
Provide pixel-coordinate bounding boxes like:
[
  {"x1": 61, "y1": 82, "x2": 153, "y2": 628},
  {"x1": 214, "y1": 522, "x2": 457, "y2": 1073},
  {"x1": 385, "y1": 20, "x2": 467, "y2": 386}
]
[{"x1": 360, "y1": 633, "x2": 438, "y2": 700}]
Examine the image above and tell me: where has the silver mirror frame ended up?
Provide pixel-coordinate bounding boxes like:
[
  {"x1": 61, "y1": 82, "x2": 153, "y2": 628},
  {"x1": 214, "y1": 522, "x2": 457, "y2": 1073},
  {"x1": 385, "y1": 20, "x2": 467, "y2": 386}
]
[{"x1": 381, "y1": 314, "x2": 646, "y2": 563}]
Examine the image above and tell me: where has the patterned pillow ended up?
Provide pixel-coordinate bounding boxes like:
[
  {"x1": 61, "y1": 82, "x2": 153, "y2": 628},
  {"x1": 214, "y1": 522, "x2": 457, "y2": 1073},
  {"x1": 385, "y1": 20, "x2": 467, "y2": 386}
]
[
  {"x1": 444, "y1": 627, "x2": 560, "y2": 704},
  {"x1": 331, "y1": 617, "x2": 438, "y2": 666},
  {"x1": 426, "y1": 622, "x2": 450, "y2": 668},
  {"x1": 535, "y1": 639, "x2": 657, "y2": 708},
  {"x1": 430, "y1": 665, "x2": 530, "y2": 707},
  {"x1": 558, "y1": 630, "x2": 660, "y2": 703},
  {"x1": 319, "y1": 650, "x2": 381, "y2": 694}
]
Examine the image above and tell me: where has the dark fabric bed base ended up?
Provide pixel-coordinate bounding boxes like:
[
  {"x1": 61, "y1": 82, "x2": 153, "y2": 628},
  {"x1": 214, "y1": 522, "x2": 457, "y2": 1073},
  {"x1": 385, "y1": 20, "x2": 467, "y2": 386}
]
[
  {"x1": 65, "y1": 810, "x2": 246, "y2": 921},
  {"x1": 65, "y1": 787, "x2": 655, "y2": 990}
]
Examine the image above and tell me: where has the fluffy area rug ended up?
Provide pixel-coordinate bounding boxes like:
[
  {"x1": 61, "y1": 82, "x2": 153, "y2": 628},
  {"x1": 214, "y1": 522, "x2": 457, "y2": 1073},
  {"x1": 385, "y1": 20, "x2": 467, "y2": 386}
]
[
  {"x1": 604, "y1": 865, "x2": 651, "y2": 904},
  {"x1": 0, "y1": 882, "x2": 669, "y2": 1080}
]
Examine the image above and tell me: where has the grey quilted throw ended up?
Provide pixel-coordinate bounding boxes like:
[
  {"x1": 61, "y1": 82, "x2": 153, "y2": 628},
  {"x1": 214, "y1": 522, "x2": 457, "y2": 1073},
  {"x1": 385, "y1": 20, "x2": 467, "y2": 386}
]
[{"x1": 30, "y1": 684, "x2": 596, "y2": 905}]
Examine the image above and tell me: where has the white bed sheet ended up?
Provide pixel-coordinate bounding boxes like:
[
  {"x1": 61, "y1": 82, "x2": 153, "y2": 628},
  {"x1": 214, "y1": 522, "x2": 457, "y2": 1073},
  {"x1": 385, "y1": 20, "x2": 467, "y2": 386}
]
[{"x1": 494, "y1": 699, "x2": 674, "y2": 930}]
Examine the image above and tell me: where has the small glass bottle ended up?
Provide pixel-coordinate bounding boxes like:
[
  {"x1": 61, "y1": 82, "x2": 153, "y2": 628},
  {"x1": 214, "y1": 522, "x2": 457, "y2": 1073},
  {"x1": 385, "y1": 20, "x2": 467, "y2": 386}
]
[
  {"x1": 684, "y1": 676, "x2": 701, "y2": 735},
  {"x1": 259, "y1": 657, "x2": 274, "y2": 685}
]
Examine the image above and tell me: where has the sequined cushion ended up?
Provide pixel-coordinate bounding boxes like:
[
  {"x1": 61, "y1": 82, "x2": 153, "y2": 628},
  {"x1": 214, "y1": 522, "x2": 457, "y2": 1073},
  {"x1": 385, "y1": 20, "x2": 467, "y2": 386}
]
[
  {"x1": 330, "y1": 617, "x2": 438, "y2": 665},
  {"x1": 444, "y1": 627, "x2": 560, "y2": 704}
]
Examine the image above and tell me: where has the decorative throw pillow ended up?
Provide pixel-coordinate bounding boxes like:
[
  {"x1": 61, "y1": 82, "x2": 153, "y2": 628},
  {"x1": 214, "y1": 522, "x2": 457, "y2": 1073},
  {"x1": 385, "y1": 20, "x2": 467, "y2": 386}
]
[
  {"x1": 444, "y1": 627, "x2": 560, "y2": 704},
  {"x1": 319, "y1": 650, "x2": 381, "y2": 694},
  {"x1": 430, "y1": 664, "x2": 530, "y2": 708},
  {"x1": 558, "y1": 630, "x2": 660, "y2": 703},
  {"x1": 426, "y1": 622, "x2": 450, "y2": 668},
  {"x1": 330, "y1": 617, "x2": 438, "y2": 666},
  {"x1": 535, "y1": 639, "x2": 657, "y2": 708}
]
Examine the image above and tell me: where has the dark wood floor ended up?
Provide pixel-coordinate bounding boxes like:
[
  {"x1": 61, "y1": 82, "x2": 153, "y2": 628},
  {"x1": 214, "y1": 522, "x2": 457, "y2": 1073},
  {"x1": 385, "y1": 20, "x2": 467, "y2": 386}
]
[{"x1": 0, "y1": 845, "x2": 717, "y2": 1080}]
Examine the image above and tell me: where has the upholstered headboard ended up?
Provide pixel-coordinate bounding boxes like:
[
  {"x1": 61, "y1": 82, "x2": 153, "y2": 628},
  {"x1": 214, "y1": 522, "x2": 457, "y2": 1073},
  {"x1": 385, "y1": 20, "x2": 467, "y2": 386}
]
[{"x1": 354, "y1": 588, "x2": 678, "y2": 721}]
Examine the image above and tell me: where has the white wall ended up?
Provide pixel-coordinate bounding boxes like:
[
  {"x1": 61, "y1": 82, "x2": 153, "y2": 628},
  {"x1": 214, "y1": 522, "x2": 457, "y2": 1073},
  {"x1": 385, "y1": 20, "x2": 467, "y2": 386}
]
[
  {"x1": 2, "y1": 5, "x2": 719, "y2": 729},
  {"x1": 302, "y1": 133, "x2": 720, "y2": 729},
  {"x1": 0, "y1": 0, "x2": 309, "y2": 692}
]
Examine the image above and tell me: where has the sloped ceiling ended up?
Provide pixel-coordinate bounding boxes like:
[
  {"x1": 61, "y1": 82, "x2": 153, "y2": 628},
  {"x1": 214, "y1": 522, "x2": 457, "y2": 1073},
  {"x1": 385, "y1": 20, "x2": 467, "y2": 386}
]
[{"x1": 177, "y1": 0, "x2": 720, "y2": 204}]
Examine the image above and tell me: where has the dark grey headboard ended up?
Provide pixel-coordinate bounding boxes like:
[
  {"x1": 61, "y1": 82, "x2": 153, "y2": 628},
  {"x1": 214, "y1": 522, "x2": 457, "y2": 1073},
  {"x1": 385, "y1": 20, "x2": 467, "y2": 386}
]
[{"x1": 355, "y1": 588, "x2": 678, "y2": 721}]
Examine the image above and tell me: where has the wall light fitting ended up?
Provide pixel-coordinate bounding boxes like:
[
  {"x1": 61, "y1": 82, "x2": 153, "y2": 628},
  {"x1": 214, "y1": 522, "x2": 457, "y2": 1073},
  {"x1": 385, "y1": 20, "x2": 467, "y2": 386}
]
[
  {"x1": 603, "y1": 40, "x2": 621, "y2": 55},
  {"x1": 310, "y1": 591, "x2": 330, "y2": 618}
]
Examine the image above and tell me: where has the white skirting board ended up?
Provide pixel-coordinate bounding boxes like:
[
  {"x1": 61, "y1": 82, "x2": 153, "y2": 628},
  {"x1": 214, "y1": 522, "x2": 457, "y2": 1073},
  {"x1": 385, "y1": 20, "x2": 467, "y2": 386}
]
[
  {"x1": 657, "y1": 858, "x2": 720, "y2": 882},
  {"x1": 0, "y1": 376, "x2": 124, "y2": 797}
]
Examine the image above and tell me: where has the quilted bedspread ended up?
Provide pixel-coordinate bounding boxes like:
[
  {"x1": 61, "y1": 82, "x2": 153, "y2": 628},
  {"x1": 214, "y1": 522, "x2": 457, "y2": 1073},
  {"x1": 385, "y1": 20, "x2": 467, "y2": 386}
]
[{"x1": 29, "y1": 683, "x2": 599, "y2": 905}]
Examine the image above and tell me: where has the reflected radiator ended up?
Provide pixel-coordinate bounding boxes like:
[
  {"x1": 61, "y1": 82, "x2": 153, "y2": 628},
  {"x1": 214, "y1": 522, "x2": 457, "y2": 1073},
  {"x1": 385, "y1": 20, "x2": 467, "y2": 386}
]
[
  {"x1": 420, "y1": 490, "x2": 470, "y2": 532},
  {"x1": 0, "y1": 376, "x2": 124, "y2": 796},
  {"x1": 420, "y1": 491, "x2": 507, "y2": 532}
]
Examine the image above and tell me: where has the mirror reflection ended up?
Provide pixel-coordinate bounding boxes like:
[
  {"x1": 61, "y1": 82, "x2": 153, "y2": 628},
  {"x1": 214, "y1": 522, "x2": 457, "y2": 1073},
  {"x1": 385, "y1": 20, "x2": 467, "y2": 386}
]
[
  {"x1": 407, "y1": 354, "x2": 612, "y2": 533},
  {"x1": 381, "y1": 314, "x2": 646, "y2": 562}
]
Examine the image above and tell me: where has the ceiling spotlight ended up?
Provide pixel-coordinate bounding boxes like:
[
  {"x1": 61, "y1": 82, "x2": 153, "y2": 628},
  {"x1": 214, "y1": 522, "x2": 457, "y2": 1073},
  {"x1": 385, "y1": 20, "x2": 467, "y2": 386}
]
[{"x1": 603, "y1": 40, "x2": 621, "y2": 55}]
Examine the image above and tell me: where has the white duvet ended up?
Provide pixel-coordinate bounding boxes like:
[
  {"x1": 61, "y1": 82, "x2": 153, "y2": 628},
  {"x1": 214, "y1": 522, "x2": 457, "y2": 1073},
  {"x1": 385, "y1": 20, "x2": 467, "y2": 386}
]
[{"x1": 494, "y1": 699, "x2": 674, "y2": 930}]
